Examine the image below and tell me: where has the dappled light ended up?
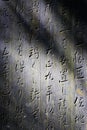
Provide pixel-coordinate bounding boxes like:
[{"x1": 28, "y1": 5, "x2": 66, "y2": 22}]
[{"x1": 0, "y1": 0, "x2": 87, "y2": 130}]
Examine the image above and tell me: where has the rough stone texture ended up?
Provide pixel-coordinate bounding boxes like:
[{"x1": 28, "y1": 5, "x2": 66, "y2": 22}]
[{"x1": 0, "y1": 0, "x2": 87, "y2": 130}]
